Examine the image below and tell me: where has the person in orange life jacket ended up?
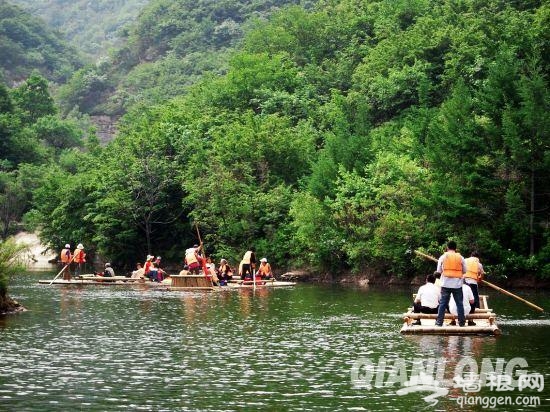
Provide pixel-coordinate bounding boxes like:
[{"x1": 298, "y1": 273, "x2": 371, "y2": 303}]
[
  {"x1": 60, "y1": 243, "x2": 72, "y2": 280},
  {"x1": 217, "y1": 259, "x2": 233, "y2": 285},
  {"x1": 464, "y1": 251, "x2": 485, "y2": 314},
  {"x1": 240, "y1": 248, "x2": 256, "y2": 280},
  {"x1": 185, "y1": 245, "x2": 202, "y2": 274},
  {"x1": 73, "y1": 243, "x2": 86, "y2": 276},
  {"x1": 412, "y1": 274, "x2": 441, "y2": 325},
  {"x1": 257, "y1": 258, "x2": 273, "y2": 280},
  {"x1": 435, "y1": 240, "x2": 467, "y2": 327}
]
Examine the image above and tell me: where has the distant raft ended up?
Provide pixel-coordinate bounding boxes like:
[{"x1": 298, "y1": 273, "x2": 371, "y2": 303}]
[
  {"x1": 38, "y1": 274, "x2": 167, "y2": 286},
  {"x1": 400, "y1": 294, "x2": 500, "y2": 335}
]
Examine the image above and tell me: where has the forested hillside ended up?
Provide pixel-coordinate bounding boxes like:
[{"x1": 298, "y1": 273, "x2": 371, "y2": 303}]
[
  {"x1": 24, "y1": 0, "x2": 549, "y2": 280},
  {"x1": 11, "y1": 0, "x2": 150, "y2": 58},
  {"x1": 56, "y1": 0, "x2": 312, "y2": 115},
  {"x1": 1, "y1": 0, "x2": 548, "y2": 280},
  {"x1": 0, "y1": 1, "x2": 84, "y2": 84}
]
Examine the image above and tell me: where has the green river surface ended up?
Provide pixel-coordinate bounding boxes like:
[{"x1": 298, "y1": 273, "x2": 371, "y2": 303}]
[{"x1": 1, "y1": 272, "x2": 549, "y2": 411}]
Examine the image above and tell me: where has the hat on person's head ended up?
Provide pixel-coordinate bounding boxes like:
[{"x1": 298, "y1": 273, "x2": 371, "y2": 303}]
[
  {"x1": 260, "y1": 258, "x2": 267, "y2": 263},
  {"x1": 147, "y1": 255, "x2": 154, "y2": 261},
  {"x1": 77, "y1": 243, "x2": 84, "y2": 249},
  {"x1": 156, "y1": 256, "x2": 161, "y2": 260},
  {"x1": 105, "y1": 263, "x2": 111, "y2": 267},
  {"x1": 220, "y1": 258, "x2": 227, "y2": 264},
  {"x1": 64, "y1": 244, "x2": 70, "y2": 248},
  {"x1": 193, "y1": 244, "x2": 199, "y2": 248}
]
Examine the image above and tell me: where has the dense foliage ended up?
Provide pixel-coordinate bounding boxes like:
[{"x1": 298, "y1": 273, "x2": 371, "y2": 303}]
[
  {"x1": 0, "y1": 237, "x2": 26, "y2": 300},
  {"x1": 56, "y1": 0, "x2": 312, "y2": 115},
  {"x1": 3, "y1": 0, "x2": 550, "y2": 280},
  {"x1": 0, "y1": 1, "x2": 84, "y2": 84}
]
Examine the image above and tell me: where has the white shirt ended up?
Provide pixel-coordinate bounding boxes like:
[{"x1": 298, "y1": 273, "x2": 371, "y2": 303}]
[
  {"x1": 415, "y1": 283, "x2": 440, "y2": 309},
  {"x1": 449, "y1": 284, "x2": 475, "y2": 316}
]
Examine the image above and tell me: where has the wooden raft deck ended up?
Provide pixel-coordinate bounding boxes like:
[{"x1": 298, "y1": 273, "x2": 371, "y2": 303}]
[
  {"x1": 38, "y1": 276, "x2": 163, "y2": 286},
  {"x1": 227, "y1": 279, "x2": 296, "y2": 288},
  {"x1": 169, "y1": 274, "x2": 215, "y2": 290},
  {"x1": 400, "y1": 295, "x2": 500, "y2": 335}
]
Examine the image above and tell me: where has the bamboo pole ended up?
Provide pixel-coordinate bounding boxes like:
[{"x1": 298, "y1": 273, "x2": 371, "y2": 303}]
[
  {"x1": 195, "y1": 223, "x2": 213, "y2": 286},
  {"x1": 414, "y1": 250, "x2": 544, "y2": 312},
  {"x1": 49, "y1": 254, "x2": 75, "y2": 285}
]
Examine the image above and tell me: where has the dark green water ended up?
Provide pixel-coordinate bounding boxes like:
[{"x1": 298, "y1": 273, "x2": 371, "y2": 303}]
[{"x1": 1, "y1": 273, "x2": 549, "y2": 411}]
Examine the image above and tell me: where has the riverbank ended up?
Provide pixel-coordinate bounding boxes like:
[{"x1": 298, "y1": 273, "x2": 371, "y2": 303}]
[
  {"x1": 281, "y1": 270, "x2": 550, "y2": 289},
  {"x1": 0, "y1": 295, "x2": 26, "y2": 315}
]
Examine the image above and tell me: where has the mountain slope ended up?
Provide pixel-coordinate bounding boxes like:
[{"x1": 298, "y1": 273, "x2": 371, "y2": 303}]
[
  {"x1": 0, "y1": 1, "x2": 84, "y2": 84},
  {"x1": 10, "y1": 0, "x2": 150, "y2": 59}
]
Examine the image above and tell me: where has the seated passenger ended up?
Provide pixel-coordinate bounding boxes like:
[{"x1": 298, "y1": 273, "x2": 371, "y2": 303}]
[
  {"x1": 217, "y1": 259, "x2": 233, "y2": 285},
  {"x1": 103, "y1": 262, "x2": 115, "y2": 277},
  {"x1": 131, "y1": 263, "x2": 145, "y2": 279},
  {"x1": 449, "y1": 284, "x2": 476, "y2": 325},
  {"x1": 412, "y1": 274, "x2": 440, "y2": 325},
  {"x1": 257, "y1": 258, "x2": 273, "y2": 280}
]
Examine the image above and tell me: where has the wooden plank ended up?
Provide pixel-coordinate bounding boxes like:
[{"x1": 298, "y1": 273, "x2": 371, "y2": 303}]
[
  {"x1": 401, "y1": 322, "x2": 500, "y2": 335},
  {"x1": 402, "y1": 313, "x2": 496, "y2": 320}
]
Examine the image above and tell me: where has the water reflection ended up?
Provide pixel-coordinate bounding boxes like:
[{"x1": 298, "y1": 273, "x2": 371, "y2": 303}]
[{"x1": 0, "y1": 275, "x2": 548, "y2": 411}]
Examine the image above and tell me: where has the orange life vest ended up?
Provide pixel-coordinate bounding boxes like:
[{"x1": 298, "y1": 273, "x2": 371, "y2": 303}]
[
  {"x1": 73, "y1": 249, "x2": 86, "y2": 263},
  {"x1": 60, "y1": 248, "x2": 72, "y2": 263},
  {"x1": 442, "y1": 251, "x2": 463, "y2": 278},
  {"x1": 465, "y1": 257, "x2": 481, "y2": 280},
  {"x1": 258, "y1": 263, "x2": 271, "y2": 276}
]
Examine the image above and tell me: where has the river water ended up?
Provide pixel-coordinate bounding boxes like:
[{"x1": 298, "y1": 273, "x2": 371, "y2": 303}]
[{"x1": 1, "y1": 272, "x2": 549, "y2": 411}]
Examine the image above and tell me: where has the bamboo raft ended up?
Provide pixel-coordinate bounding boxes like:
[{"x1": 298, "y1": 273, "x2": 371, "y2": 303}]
[
  {"x1": 38, "y1": 275, "x2": 165, "y2": 286},
  {"x1": 227, "y1": 278, "x2": 296, "y2": 288},
  {"x1": 400, "y1": 294, "x2": 500, "y2": 335},
  {"x1": 40, "y1": 275, "x2": 296, "y2": 290}
]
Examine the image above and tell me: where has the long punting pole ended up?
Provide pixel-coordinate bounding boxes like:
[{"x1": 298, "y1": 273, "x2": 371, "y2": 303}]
[
  {"x1": 49, "y1": 255, "x2": 76, "y2": 285},
  {"x1": 195, "y1": 223, "x2": 213, "y2": 286},
  {"x1": 414, "y1": 250, "x2": 544, "y2": 312}
]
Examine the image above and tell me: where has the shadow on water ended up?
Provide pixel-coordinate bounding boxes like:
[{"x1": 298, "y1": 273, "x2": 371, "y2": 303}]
[{"x1": 0, "y1": 273, "x2": 548, "y2": 410}]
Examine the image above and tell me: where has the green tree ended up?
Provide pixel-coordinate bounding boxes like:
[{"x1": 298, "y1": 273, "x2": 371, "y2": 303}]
[{"x1": 10, "y1": 73, "x2": 56, "y2": 124}]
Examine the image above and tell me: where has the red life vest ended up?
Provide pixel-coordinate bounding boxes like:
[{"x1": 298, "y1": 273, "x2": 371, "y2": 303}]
[{"x1": 73, "y1": 249, "x2": 86, "y2": 263}]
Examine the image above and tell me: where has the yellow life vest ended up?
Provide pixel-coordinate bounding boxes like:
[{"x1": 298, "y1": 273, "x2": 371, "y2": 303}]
[
  {"x1": 258, "y1": 263, "x2": 271, "y2": 276},
  {"x1": 186, "y1": 249, "x2": 198, "y2": 265},
  {"x1": 465, "y1": 257, "x2": 480, "y2": 280},
  {"x1": 442, "y1": 251, "x2": 463, "y2": 278},
  {"x1": 242, "y1": 251, "x2": 253, "y2": 264}
]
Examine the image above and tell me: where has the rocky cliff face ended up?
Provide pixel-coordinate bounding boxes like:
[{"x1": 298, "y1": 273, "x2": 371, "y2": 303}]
[{"x1": 90, "y1": 115, "x2": 120, "y2": 144}]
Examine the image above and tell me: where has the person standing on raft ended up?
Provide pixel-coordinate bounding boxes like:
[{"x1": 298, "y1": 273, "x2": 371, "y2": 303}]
[{"x1": 435, "y1": 241, "x2": 466, "y2": 327}]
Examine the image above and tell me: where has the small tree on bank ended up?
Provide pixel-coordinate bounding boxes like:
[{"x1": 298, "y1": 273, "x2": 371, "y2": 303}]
[{"x1": 0, "y1": 238, "x2": 27, "y2": 314}]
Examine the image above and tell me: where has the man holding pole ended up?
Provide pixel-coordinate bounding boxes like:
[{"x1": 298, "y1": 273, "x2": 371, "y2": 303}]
[
  {"x1": 464, "y1": 251, "x2": 485, "y2": 316},
  {"x1": 59, "y1": 244, "x2": 72, "y2": 280},
  {"x1": 435, "y1": 240, "x2": 466, "y2": 327}
]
